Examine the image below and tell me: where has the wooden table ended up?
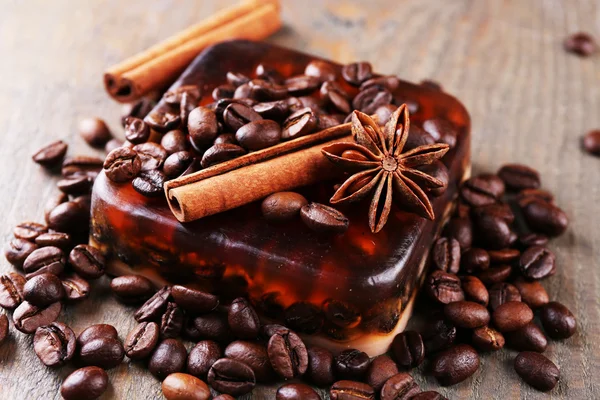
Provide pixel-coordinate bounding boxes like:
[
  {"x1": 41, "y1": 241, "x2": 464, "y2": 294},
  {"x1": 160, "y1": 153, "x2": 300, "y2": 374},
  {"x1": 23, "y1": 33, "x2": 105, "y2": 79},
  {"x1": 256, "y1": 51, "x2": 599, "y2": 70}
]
[{"x1": 1, "y1": 1, "x2": 598, "y2": 399}]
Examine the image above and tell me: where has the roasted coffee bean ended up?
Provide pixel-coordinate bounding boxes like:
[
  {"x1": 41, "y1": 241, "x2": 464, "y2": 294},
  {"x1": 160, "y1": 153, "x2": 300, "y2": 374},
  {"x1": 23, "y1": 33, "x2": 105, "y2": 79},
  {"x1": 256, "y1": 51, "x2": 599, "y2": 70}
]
[
  {"x1": 282, "y1": 107, "x2": 318, "y2": 140},
  {"x1": 233, "y1": 82, "x2": 252, "y2": 99},
  {"x1": 284, "y1": 302, "x2": 324, "y2": 334},
  {"x1": 4, "y1": 238, "x2": 38, "y2": 268},
  {"x1": 187, "y1": 340, "x2": 222, "y2": 378},
  {"x1": 361, "y1": 75, "x2": 400, "y2": 92},
  {"x1": 330, "y1": 380, "x2": 375, "y2": 400},
  {"x1": 300, "y1": 203, "x2": 349, "y2": 234},
  {"x1": 23, "y1": 273, "x2": 65, "y2": 307},
  {"x1": 180, "y1": 92, "x2": 195, "y2": 123},
  {"x1": 61, "y1": 366, "x2": 108, "y2": 400},
  {"x1": 513, "y1": 278, "x2": 549, "y2": 309},
  {"x1": 225, "y1": 340, "x2": 275, "y2": 382},
  {"x1": 477, "y1": 264, "x2": 512, "y2": 285},
  {"x1": 13, "y1": 301, "x2": 61, "y2": 334},
  {"x1": 79, "y1": 117, "x2": 112, "y2": 148},
  {"x1": 33, "y1": 322, "x2": 76, "y2": 367},
  {"x1": 443, "y1": 217, "x2": 473, "y2": 250},
  {"x1": 443, "y1": 301, "x2": 490, "y2": 329},
  {"x1": 488, "y1": 248, "x2": 520, "y2": 264},
  {"x1": 519, "y1": 246, "x2": 556, "y2": 280},
  {"x1": 416, "y1": 161, "x2": 449, "y2": 197},
  {"x1": 366, "y1": 355, "x2": 398, "y2": 392},
  {"x1": 0, "y1": 273, "x2": 25, "y2": 309},
  {"x1": 488, "y1": 282, "x2": 521, "y2": 310},
  {"x1": 235, "y1": 119, "x2": 281, "y2": 151},
  {"x1": 144, "y1": 104, "x2": 182, "y2": 131},
  {"x1": 522, "y1": 199, "x2": 568, "y2": 237},
  {"x1": 276, "y1": 383, "x2": 321, "y2": 400},
  {"x1": 223, "y1": 102, "x2": 262, "y2": 132},
  {"x1": 135, "y1": 286, "x2": 171, "y2": 322},
  {"x1": 516, "y1": 188, "x2": 554, "y2": 207},
  {"x1": 514, "y1": 352, "x2": 560, "y2": 391},
  {"x1": 121, "y1": 98, "x2": 155, "y2": 127},
  {"x1": 391, "y1": 330, "x2": 424, "y2": 369},
  {"x1": 188, "y1": 107, "x2": 219, "y2": 150},
  {"x1": 320, "y1": 81, "x2": 351, "y2": 113},
  {"x1": 214, "y1": 133, "x2": 237, "y2": 145},
  {"x1": 77, "y1": 324, "x2": 118, "y2": 348},
  {"x1": 123, "y1": 116, "x2": 150, "y2": 144},
  {"x1": 35, "y1": 232, "x2": 70, "y2": 249},
  {"x1": 404, "y1": 125, "x2": 436, "y2": 152},
  {"x1": 164, "y1": 151, "x2": 194, "y2": 177},
  {"x1": 461, "y1": 276, "x2": 489, "y2": 306},
  {"x1": 201, "y1": 143, "x2": 246, "y2": 168},
  {"x1": 322, "y1": 299, "x2": 361, "y2": 329},
  {"x1": 307, "y1": 346, "x2": 335, "y2": 387},
  {"x1": 583, "y1": 129, "x2": 600, "y2": 155},
  {"x1": 0, "y1": 314, "x2": 8, "y2": 344},
  {"x1": 133, "y1": 142, "x2": 167, "y2": 171},
  {"x1": 124, "y1": 321, "x2": 159, "y2": 360},
  {"x1": 79, "y1": 336, "x2": 125, "y2": 369},
  {"x1": 334, "y1": 349, "x2": 371, "y2": 380},
  {"x1": 32, "y1": 140, "x2": 68, "y2": 167},
  {"x1": 425, "y1": 270, "x2": 464, "y2": 304},
  {"x1": 62, "y1": 156, "x2": 104, "y2": 179},
  {"x1": 461, "y1": 248, "x2": 490, "y2": 274},
  {"x1": 352, "y1": 86, "x2": 392, "y2": 114},
  {"x1": 422, "y1": 118, "x2": 457, "y2": 148},
  {"x1": 471, "y1": 326, "x2": 504, "y2": 352},
  {"x1": 505, "y1": 322, "x2": 548, "y2": 352},
  {"x1": 564, "y1": 32, "x2": 597, "y2": 57},
  {"x1": 285, "y1": 75, "x2": 321, "y2": 96},
  {"x1": 342, "y1": 62, "x2": 373, "y2": 86},
  {"x1": 432, "y1": 237, "x2": 460, "y2": 273},
  {"x1": 373, "y1": 104, "x2": 397, "y2": 126},
  {"x1": 268, "y1": 328, "x2": 308, "y2": 379},
  {"x1": 104, "y1": 147, "x2": 142, "y2": 183},
  {"x1": 213, "y1": 84, "x2": 235, "y2": 100},
  {"x1": 61, "y1": 273, "x2": 90, "y2": 301},
  {"x1": 411, "y1": 391, "x2": 447, "y2": 400},
  {"x1": 497, "y1": 164, "x2": 540, "y2": 190},
  {"x1": 161, "y1": 130, "x2": 189, "y2": 155},
  {"x1": 162, "y1": 372, "x2": 211, "y2": 400},
  {"x1": 253, "y1": 100, "x2": 289, "y2": 121},
  {"x1": 422, "y1": 317, "x2": 457, "y2": 355},
  {"x1": 228, "y1": 297, "x2": 260, "y2": 339},
  {"x1": 431, "y1": 344, "x2": 479, "y2": 386},
  {"x1": 23, "y1": 246, "x2": 65, "y2": 278},
  {"x1": 68, "y1": 245, "x2": 105, "y2": 279},
  {"x1": 474, "y1": 212, "x2": 514, "y2": 250},
  {"x1": 148, "y1": 338, "x2": 187, "y2": 379},
  {"x1": 540, "y1": 301, "x2": 577, "y2": 339},
  {"x1": 492, "y1": 301, "x2": 533, "y2": 332},
  {"x1": 110, "y1": 275, "x2": 155, "y2": 304},
  {"x1": 170, "y1": 285, "x2": 218, "y2": 313},
  {"x1": 13, "y1": 222, "x2": 47, "y2": 241},
  {"x1": 213, "y1": 395, "x2": 236, "y2": 400},
  {"x1": 380, "y1": 373, "x2": 420, "y2": 400},
  {"x1": 47, "y1": 200, "x2": 89, "y2": 233},
  {"x1": 248, "y1": 78, "x2": 288, "y2": 100},
  {"x1": 460, "y1": 174, "x2": 504, "y2": 206},
  {"x1": 188, "y1": 313, "x2": 233, "y2": 343},
  {"x1": 161, "y1": 302, "x2": 183, "y2": 338},
  {"x1": 304, "y1": 60, "x2": 337, "y2": 82},
  {"x1": 207, "y1": 358, "x2": 256, "y2": 396},
  {"x1": 261, "y1": 191, "x2": 308, "y2": 222},
  {"x1": 295, "y1": 96, "x2": 323, "y2": 114},
  {"x1": 132, "y1": 169, "x2": 166, "y2": 197},
  {"x1": 163, "y1": 85, "x2": 200, "y2": 105},
  {"x1": 472, "y1": 202, "x2": 515, "y2": 224}
]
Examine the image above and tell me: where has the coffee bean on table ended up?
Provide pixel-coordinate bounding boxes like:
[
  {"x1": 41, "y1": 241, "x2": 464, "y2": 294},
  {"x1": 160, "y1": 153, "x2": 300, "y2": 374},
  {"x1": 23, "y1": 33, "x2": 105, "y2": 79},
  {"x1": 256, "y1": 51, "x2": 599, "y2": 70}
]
[
  {"x1": 443, "y1": 301, "x2": 490, "y2": 329},
  {"x1": 13, "y1": 301, "x2": 61, "y2": 334},
  {"x1": 442, "y1": 217, "x2": 473, "y2": 250},
  {"x1": 33, "y1": 322, "x2": 76, "y2": 367},
  {"x1": 276, "y1": 383, "x2": 321, "y2": 400},
  {"x1": 514, "y1": 352, "x2": 560, "y2": 391},
  {"x1": 103, "y1": 147, "x2": 141, "y2": 183},
  {"x1": 13, "y1": 222, "x2": 47, "y2": 241},
  {"x1": 519, "y1": 233, "x2": 549, "y2": 248},
  {"x1": 110, "y1": 275, "x2": 155, "y2": 304},
  {"x1": 425, "y1": 270, "x2": 464, "y2": 304},
  {"x1": 330, "y1": 380, "x2": 375, "y2": 400},
  {"x1": 32, "y1": 140, "x2": 68, "y2": 167},
  {"x1": 521, "y1": 199, "x2": 568, "y2": 237},
  {"x1": 34, "y1": 232, "x2": 71, "y2": 249},
  {"x1": 504, "y1": 322, "x2": 548, "y2": 353},
  {"x1": 307, "y1": 346, "x2": 335, "y2": 387},
  {"x1": 540, "y1": 301, "x2": 577, "y2": 339},
  {"x1": 213, "y1": 395, "x2": 236, "y2": 400},
  {"x1": 564, "y1": 32, "x2": 598, "y2": 57},
  {"x1": 461, "y1": 276, "x2": 489, "y2": 306},
  {"x1": 488, "y1": 282, "x2": 521, "y2": 310},
  {"x1": 380, "y1": 373, "x2": 420, "y2": 400},
  {"x1": 162, "y1": 372, "x2": 211, "y2": 400},
  {"x1": 123, "y1": 117, "x2": 150, "y2": 144},
  {"x1": 61, "y1": 273, "x2": 90, "y2": 301},
  {"x1": 161, "y1": 302, "x2": 183, "y2": 338},
  {"x1": 0, "y1": 314, "x2": 8, "y2": 344},
  {"x1": 68, "y1": 245, "x2": 105, "y2": 279},
  {"x1": 461, "y1": 248, "x2": 490, "y2": 274},
  {"x1": 148, "y1": 338, "x2": 188, "y2": 380},
  {"x1": 207, "y1": 358, "x2": 256, "y2": 396},
  {"x1": 477, "y1": 264, "x2": 512, "y2": 285},
  {"x1": 187, "y1": 340, "x2": 222, "y2": 378},
  {"x1": 391, "y1": 330, "x2": 424, "y2": 369},
  {"x1": 62, "y1": 155, "x2": 104, "y2": 179},
  {"x1": 284, "y1": 302, "x2": 324, "y2": 334},
  {"x1": 422, "y1": 316, "x2": 457, "y2": 355},
  {"x1": 79, "y1": 336, "x2": 125, "y2": 369},
  {"x1": 582, "y1": 129, "x2": 600, "y2": 155},
  {"x1": 471, "y1": 326, "x2": 505, "y2": 352},
  {"x1": 261, "y1": 192, "x2": 308, "y2": 222},
  {"x1": 516, "y1": 188, "x2": 554, "y2": 207},
  {"x1": 460, "y1": 175, "x2": 504, "y2": 206},
  {"x1": 79, "y1": 117, "x2": 112, "y2": 147},
  {"x1": 23, "y1": 246, "x2": 65, "y2": 278},
  {"x1": 412, "y1": 391, "x2": 448, "y2": 400},
  {"x1": 334, "y1": 349, "x2": 371, "y2": 380},
  {"x1": 170, "y1": 285, "x2": 218, "y2": 313},
  {"x1": 432, "y1": 237, "x2": 460, "y2": 274},
  {"x1": 0, "y1": 272, "x2": 26, "y2": 309},
  {"x1": 474, "y1": 213, "x2": 514, "y2": 250},
  {"x1": 342, "y1": 62, "x2": 373, "y2": 86},
  {"x1": 282, "y1": 107, "x2": 318, "y2": 140},
  {"x1": 164, "y1": 151, "x2": 195, "y2": 177},
  {"x1": 187, "y1": 313, "x2": 233, "y2": 343},
  {"x1": 267, "y1": 328, "x2": 308, "y2": 379},
  {"x1": 60, "y1": 366, "x2": 109, "y2": 400},
  {"x1": 135, "y1": 286, "x2": 171, "y2": 322},
  {"x1": 132, "y1": 169, "x2": 166, "y2": 197},
  {"x1": 225, "y1": 340, "x2": 275, "y2": 382},
  {"x1": 23, "y1": 273, "x2": 65, "y2": 307},
  {"x1": 47, "y1": 200, "x2": 89, "y2": 233},
  {"x1": 124, "y1": 321, "x2": 159, "y2": 360},
  {"x1": 488, "y1": 248, "x2": 520, "y2": 264},
  {"x1": 365, "y1": 354, "x2": 399, "y2": 392},
  {"x1": 77, "y1": 324, "x2": 119, "y2": 347},
  {"x1": 301, "y1": 203, "x2": 349, "y2": 234},
  {"x1": 4, "y1": 238, "x2": 38, "y2": 268},
  {"x1": 518, "y1": 246, "x2": 555, "y2": 280},
  {"x1": 492, "y1": 301, "x2": 533, "y2": 332},
  {"x1": 227, "y1": 297, "x2": 260, "y2": 339},
  {"x1": 497, "y1": 164, "x2": 540, "y2": 190},
  {"x1": 431, "y1": 344, "x2": 479, "y2": 386},
  {"x1": 422, "y1": 118, "x2": 457, "y2": 148}
]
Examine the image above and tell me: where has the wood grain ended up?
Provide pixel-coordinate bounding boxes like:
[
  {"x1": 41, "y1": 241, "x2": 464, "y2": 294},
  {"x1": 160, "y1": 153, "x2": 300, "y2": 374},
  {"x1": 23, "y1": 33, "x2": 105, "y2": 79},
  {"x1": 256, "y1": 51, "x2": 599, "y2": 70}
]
[{"x1": 0, "y1": 0, "x2": 598, "y2": 399}]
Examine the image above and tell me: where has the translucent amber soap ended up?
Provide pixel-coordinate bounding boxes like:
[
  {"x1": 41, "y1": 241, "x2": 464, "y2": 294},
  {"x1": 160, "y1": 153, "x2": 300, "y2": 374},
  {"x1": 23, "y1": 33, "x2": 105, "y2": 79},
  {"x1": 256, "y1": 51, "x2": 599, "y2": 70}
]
[{"x1": 91, "y1": 40, "x2": 470, "y2": 355}]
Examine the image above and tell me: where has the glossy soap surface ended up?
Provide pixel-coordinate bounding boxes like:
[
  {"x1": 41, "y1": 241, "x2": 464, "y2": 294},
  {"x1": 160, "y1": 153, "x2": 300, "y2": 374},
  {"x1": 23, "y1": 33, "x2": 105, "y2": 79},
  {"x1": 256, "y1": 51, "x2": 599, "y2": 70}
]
[{"x1": 91, "y1": 40, "x2": 470, "y2": 349}]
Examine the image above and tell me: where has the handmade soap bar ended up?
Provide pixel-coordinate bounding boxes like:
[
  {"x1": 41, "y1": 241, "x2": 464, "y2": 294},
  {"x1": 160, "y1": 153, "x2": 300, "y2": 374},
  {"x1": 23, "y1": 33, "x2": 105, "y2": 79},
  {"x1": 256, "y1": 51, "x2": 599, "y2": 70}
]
[{"x1": 90, "y1": 40, "x2": 471, "y2": 355}]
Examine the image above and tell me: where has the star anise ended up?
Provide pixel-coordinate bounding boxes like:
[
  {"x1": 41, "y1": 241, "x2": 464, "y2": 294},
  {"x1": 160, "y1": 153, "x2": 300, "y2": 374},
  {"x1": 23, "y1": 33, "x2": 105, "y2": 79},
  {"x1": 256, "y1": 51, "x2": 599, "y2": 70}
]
[{"x1": 321, "y1": 104, "x2": 450, "y2": 233}]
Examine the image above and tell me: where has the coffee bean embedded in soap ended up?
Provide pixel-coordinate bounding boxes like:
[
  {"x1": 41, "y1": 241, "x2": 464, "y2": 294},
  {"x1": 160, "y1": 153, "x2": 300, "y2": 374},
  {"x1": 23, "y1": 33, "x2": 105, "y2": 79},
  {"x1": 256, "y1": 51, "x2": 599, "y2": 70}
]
[
  {"x1": 132, "y1": 169, "x2": 166, "y2": 198},
  {"x1": 300, "y1": 203, "x2": 349, "y2": 234}
]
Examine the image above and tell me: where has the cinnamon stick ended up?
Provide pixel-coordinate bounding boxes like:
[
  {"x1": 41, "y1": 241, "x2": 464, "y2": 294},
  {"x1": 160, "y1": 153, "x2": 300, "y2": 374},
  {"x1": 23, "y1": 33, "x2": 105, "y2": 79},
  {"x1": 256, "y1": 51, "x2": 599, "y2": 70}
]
[{"x1": 104, "y1": 0, "x2": 281, "y2": 103}]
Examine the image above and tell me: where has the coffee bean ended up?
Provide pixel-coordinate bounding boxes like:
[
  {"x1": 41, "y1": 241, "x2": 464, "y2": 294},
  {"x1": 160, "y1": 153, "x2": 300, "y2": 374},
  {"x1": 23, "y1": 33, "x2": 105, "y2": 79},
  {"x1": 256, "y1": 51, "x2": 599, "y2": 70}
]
[
  {"x1": 33, "y1": 322, "x2": 76, "y2": 367},
  {"x1": 300, "y1": 203, "x2": 349, "y2": 234},
  {"x1": 23, "y1": 273, "x2": 65, "y2": 307},
  {"x1": 68, "y1": 245, "x2": 105, "y2": 279},
  {"x1": 261, "y1": 192, "x2": 308, "y2": 222},
  {"x1": 267, "y1": 328, "x2": 308, "y2": 379},
  {"x1": 132, "y1": 169, "x2": 166, "y2": 197},
  {"x1": 416, "y1": 161, "x2": 449, "y2": 197},
  {"x1": 121, "y1": 117, "x2": 149, "y2": 145},
  {"x1": 404, "y1": 125, "x2": 436, "y2": 152},
  {"x1": 61, "y1": 273, "x2": 90, "y2": 301},
  {"x1": 320, "y1": 81, "x2": 351, "y2": 113},
  {"x1": 145, "y1": 105, "x2": 182, "y2": 133},
  {"x1": 443, "y1": 217, "x2": 473, "y2": 250},
  {"x1": 0, "y1": 273, "x2": 25, "y2": 309},
  {"x1": 352, "y1": 86, "x2": 393, "y2": 114},
  {"x1": 147, "y1": 338, "x2": 187, "y2": 379},
  {"x1": 4, "y1": 238, "x2": 38, "y2": 268},
  {"x1": 422, "y1": 317, "x2": 457, "y2": 355},
  {"x1": 322, "y1": 298, "x2": 361, "y2": 329},
  {"x1": 497, "y1": 164, "x2": 540, "y2": 190},
  {"x1": 225, "y1": 340, "x2": 275, "y2": 382},
  {"x1": 334, "y1": 349, "x2": 371, "y2": 380},
  {"x1": 281, "y1": 107, "x2": 319, "y2": 140},
  {"x1": 276, "y1": 383, "x2": 321, "y2": 400},
  {"x1": 187, "y1": 340, "x2": 222, "y2": 378},
  {"x1": 512, "y1": 279, "x2": 548, "y2": 309},
  {"x1": 471, "y1": 326, "x2": 504, "y2": 352},
  {"x1": 208, "y1": 358, "x2": 256, "y2": 396},
  {"x1": 477, "y1": 264, "x2": 512, "y2": 286},
  {"x1": 563, "y1": 32, "x2": 597, "y2": 57},
  {"x1": 422, "y1": 118, "x2": 457, "y2": 148},
  {"x1": 188, "y1": 107, "x2": 219, "y2": 150},
  {"x1": 62, "y1": 156, "x2": 104, "y2": 179},
  {"x1": 226, "y1": 71, "x2": 250, "y2": 87},
  {"x1": 514, "y1": 352, "x2": 559, "y2": 391},
  {"x1": 0, "y1": 314, "x2": 8, "y2": 344},
  {"x1": 492, "y1": 301, "x2": 533, "y2": 332},
  {"x1": 103, "y1": 147, "x2": 141, "y2": 183},
  {"x1": 247, "y1": 79, "x2": 288, "y2": 100},
  {"x1": 162, "y1": 372, "x2": 211, "y2": 400},
  {"x1": 380, "y1": 373, "x2": 420, "y2": 400},
  {"x1": 135, "y1": 286, "x2": 171, "y2": 322},
  {"x1": 213, "y1": 395, "x2": 236, "y2": 400},
  {"x1": 123, "y1": 321, "x2": 159, "y2": 360},
  {"x1": 285, "y1": 75, "x2": 321, "y2": 96},
  {"x1": 488, "y1": 248, "x2": 520, "y2": 264},
  {"x1": 14, "y1": 222, "x2": 47, "y2": 241},
  {"x1": 200, "y1": 143, "x2": 246, "y2": 168},
  {"x1": 161, "y1": 129, "x2": 189, "y2": 155},
  {"x1": 110, "y1": 275, "x2": 154, "y2": 304},
  {"x1": 373, "y1": 104, "x2": 397, "y2": 126},
  {"x1": 47, "y1": 200, "x2": 89, "y2": 233},
  {"x1": 160, "y1": 302, "x2": 183, "y2": 338},
  {"x1": 213, "y1": 84, "x2": 235, "y2": 100},
  {"x1": 516, "y1": 188, "x2": 554, "y2": 207},
  {"x1": 522, "y1": 199, "x2": 568, "y2": 237},
  {"x1": 472, "y1": 202, "x2": 515, "y2": 224},
  {"x1": 461, "y1": 248, "x2": 490, "y2": 274},
  {"x1": 32, "y1": 140, "x2": 68, "y2": 168},
  {"x1": 223, "y1": 102, "x2": 263, "y2": 132},
  {"x1": 306, "y1": 346, "x2": 335, "y2": 387},
  {"x1": 252, "y1": 100, "x2": 290, "y2": 121},
  {"x1": 505, "y1": 322, "x2": 548, "y2": 353},
  {"x1": 432, "y1": 237, "x2": 460, "y2": 273},
  {"x1": 474, "y1": 213, "x2": 515, "y2": 250},
  {"x1": 425, "y1": 270, "x2": 464, "y2": 304},
  {"x1": 23, "y1": 246, "x2": 65, "y2": 278},
  {"x1": 60, "y1": 366, "x2": 108, "y2": 400},
  {"x1": 519, "y1": 246, "x2": 556, "y2": 280},
  {"x1": 460, "y1": 175, "x2": 504, "y2": 207},
  {"x1": 391, "y1": 330, "x2": 424, "y2": 369},
  {"x1": 163, "y1": 85, "x2": 201, "y2": 106},
  {"x1": 443, "y1": 301, "x2": 490, "y2": 329},
  {"x1": 488, "y1": 283, "x2": 521, "y2": 310},
  {"x1": 304, "y1": 60, "x2": 337, "y2": 82},
  {"x1": 35, "y1": 232, "x2": 70, "y2": 249},
  {"x1": 330, "y1": 380, "x2": 375, "y2": 400},
  {"x1": 342, "y1": 62, "x2": 373, "y2": 86},
  {"x1": 540, "y1": 301, "x2": 577, "y2": 339},
  {"x1": 133, "y1": 142, "x2": 167, "y2": 171},
  {"x1": 169, "y1": 285, "x2": 218, "y2": 314},
  {"x1": 235, "y1": 119, "x2": 281, "y2": 151},
  {"x1": 164, "y1": 151, "x2": 195, "y2": 177},
  {"x1": 77, "y1": 324, "x2": 118, "y2": 348},
  {"x1": 364, "y1": 354, "x2": 398, "y2": 392},
  {"x1": 519, "y1": 233, "x2": 549, "y2": 248},
  {"x1": 79, "y1": 336, "x2": 124, "y2": 369},
  {"x1": 79, "y1": 117, "x2": 112, "y2": 148},
  {"x1": 411, "y1": 391, "x2": 448, "y2": 400},
  {"x1": 187, "y1": 313, "x2": 233, "y2": 343},
  {"x1": 284, "y1": 302, "x2": 324, "y2": 334},
  {"x1": 431, "y1": 344, "x2": 479, "y2": 386},
  {"x1": 13, "y1": 301, "x2": 61, "y2": 333},
  {"x1": 227, "y1": 297, "x2": 260, "y2": 339},
  {"x1": 461, "y1": 276, "x2": 489, "y2": 306}
]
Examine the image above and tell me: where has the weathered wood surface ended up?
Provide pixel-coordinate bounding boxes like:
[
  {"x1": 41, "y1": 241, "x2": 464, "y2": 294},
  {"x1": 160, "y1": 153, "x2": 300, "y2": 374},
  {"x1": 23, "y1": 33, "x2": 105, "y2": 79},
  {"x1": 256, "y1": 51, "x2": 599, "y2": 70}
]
[{"x1": 0, "y1": 0, "x2": 598, "y2": 399}]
